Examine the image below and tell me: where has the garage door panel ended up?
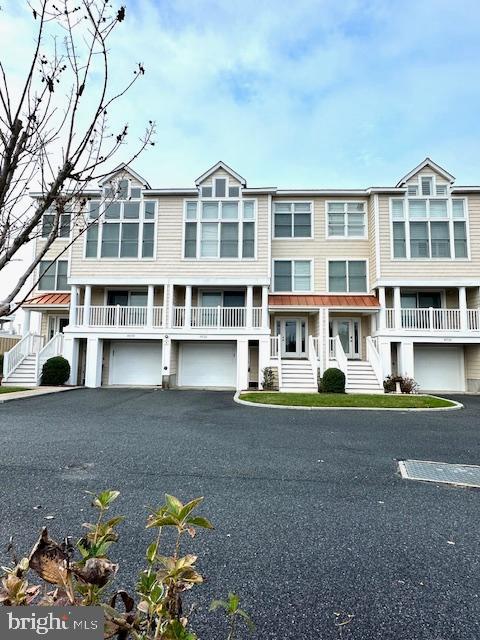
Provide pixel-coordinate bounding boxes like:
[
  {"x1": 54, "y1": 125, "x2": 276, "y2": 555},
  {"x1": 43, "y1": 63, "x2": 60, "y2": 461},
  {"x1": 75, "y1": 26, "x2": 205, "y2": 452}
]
[
  {"x1": 414, "y1": 346, "x2": 464, "y2": 392},
  {"x1": 179, "y1": 342, "x2": 236, "y2": 388},
  {"x1": 109, "y1": 341, "x2": 163, "y2": 386}
]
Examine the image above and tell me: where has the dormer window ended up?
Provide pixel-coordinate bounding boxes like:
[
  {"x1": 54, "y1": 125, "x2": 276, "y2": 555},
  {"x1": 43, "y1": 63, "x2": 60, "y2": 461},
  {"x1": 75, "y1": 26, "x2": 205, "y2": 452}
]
[
  {"x1": 201, "y1": 186, "x2": 212, "y2": 197},
  {"x1": 407, "y1": 185, "x2": 418, "y2": 196},
  {"x1": 214, "y1": 178, "x2": 226, "y2": 197},
  {"x1": 421, "y1": 176, "x2": 432, "y2": 196}
]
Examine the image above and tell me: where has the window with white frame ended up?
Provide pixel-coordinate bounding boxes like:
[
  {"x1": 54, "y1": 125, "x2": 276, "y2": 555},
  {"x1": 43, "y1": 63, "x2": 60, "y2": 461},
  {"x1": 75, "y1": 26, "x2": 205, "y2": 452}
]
[
  {"x1": 184, "y1": 199, "x2": 256, "y2": 259},
  {"x1": 85, "y1": 183, "x2": 155, "y2": 259},
  {"x1": 328, "y1": 260, "x2": 367, "y2": 292},
  {"x1": 327, "y1": 202, "x2": 366, "y2": 237},
  {"x1": 273, "y1": 202, "x2": 312, "y2": 238},
  {"x1": 273, "y1": 260, "x2": 311, "y2": 292},
  {"x1": 38, "y1": 260, "x2": 69, "y2": 291},
  {"x1": 41, "y1": 205, "x2": 71, "y2": 239},
  {"x1": 390, "y1": 195, "x2": 467, "y2": 259}
]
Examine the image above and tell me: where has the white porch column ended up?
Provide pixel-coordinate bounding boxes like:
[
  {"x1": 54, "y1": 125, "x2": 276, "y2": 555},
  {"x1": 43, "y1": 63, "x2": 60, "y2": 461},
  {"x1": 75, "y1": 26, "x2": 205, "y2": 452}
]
[
  {"x1": 162, "y1": 336, "x2": 171, "y2": 387},
  {"x1": 185, "y1": 285, "x2": 192, "y2": 328},
  {"x1": 459, "y1": 286, "x2": 468, "y2": 331},
  {"x1": 378, "y1": 339, "x2": 392, "y2": 378},
  {"x1": 166, "y1": 284, "x2": 174, "y2": 328},
  {"x1": 378, "y1": 287, "x2": 386, "y2": 329},
  {"x1": 398, "y1": 341, "x2": 414, "y2": 378},
  {"x1": 63, "y1": 336, "x2": 79, "y2": 385},
  {"x1": 147, "y1": 285, "x2": 154, "y2": 328},
  {"x1": 83, "y1": 285, "x2": 91, "y2": 327},
  {"x1": 258, "y1": 336, "x2": 270, "y2": 389},
  {"x1": 236, "y1": 338, "x2": 249, "y2": 391},
  {"x1": 85, "y1": 337, "x2": 102, "y2": 388},
  {"x1": 69, "y1": 285, "x2": 78, "y2": 326},
  {"x1": 22, "y1": 309, "x2": 31, "y2": 336},
  {"x1": 246, "y1": 285, "x2": 253, "y2": 328},
  {"x1": 262, "y1": 286, "x2": 269, "y2": 329},
  {"x1": 393, "y1": 287, "x2": 401, "y2": 329}
]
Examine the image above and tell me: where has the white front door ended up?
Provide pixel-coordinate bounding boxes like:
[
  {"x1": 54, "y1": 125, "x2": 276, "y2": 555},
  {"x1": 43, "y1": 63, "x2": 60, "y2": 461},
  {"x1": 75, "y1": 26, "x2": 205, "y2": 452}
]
[
  {"x1": 277, "y1": 318, "x2": 307, "y2": 358},
  {"x1": 47, "y1": 316, "x2": 69, "y2": 340},
  {"x1": 331, "y1": 318, "x2": 361, "y2": 359}
]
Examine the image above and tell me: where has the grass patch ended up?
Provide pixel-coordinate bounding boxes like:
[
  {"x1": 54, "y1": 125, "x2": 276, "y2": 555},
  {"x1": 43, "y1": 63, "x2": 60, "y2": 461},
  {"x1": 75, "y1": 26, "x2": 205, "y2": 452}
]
[
  {"x1": 239, "y1": 392, "x2": 456, "y2": 409},
  {"x1": 0, "y1": 386, "x2": 29, "y2": 394}
]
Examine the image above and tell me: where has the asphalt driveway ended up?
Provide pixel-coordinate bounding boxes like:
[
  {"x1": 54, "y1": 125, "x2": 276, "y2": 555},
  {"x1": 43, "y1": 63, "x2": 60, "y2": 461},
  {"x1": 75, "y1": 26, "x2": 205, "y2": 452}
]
[{"x1": 0, "y1": 389, "x2": 479, "y2": 639}]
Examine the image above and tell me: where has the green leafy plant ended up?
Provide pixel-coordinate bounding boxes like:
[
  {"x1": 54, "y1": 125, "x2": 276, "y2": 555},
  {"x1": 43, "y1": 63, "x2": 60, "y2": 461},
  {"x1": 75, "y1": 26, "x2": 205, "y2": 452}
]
[
  {"x1": 210, "y1": 593, "x2": 254, "y2": 640},
  {"x1": 0, "y1": 491, "x2": 252, "y2": 640},
  {"x1": 319, "y1": 367, "x2": 345, "y2": 393},
  {"x1": 261, "y1": 366, "x2": 275, "y2": 390},
  {"x1": 41, "y1": 356, "x2": 70, "y2": 385}
]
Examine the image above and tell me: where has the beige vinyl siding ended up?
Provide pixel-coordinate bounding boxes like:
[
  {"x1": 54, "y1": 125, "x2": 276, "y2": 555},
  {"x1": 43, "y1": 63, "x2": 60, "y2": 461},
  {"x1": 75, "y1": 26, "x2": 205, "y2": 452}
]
[
  {"x1": 102, "y1": 340, "x2": 111, "y2": 385},
  {"x1": 465, "y1": 345, "x2": 480, "y2": 391},
  {"x1": 467, "y1": 287, "x2": 480, "y2": 307},
  {"x1": 0, "y1": 336, "x2": 20, "y2": 354},
  {"x1": 403, "y1": 167, "x2": 451, "y2": 189},
  {"x1": 271, "y1": 196, "x2": 371, "y2": 293},
  {"x1": 198, "y1": 168, "x2": 241, "y2": 189},
  {"x1": 378, "y1": 192, "x2": 480, "y2": 280}
]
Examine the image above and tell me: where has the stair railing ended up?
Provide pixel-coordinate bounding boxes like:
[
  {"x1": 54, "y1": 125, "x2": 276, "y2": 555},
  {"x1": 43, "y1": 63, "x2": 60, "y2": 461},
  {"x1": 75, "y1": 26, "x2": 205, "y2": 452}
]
[
  {"x1": 3, "y1": 333, "x2": 43, "y2": 379},
  {"x1": 366, "y1": 336, "x2": 383, "y2": 387},
  {"x1": 36, "y1": 333, "x2": 64, "y2": 384},
  {"x1": 334, "y1": 336, "x2": 348, "y2": 386},
  {"x1": 308, "y1": 335, "x2": 319, "y2": 388}
]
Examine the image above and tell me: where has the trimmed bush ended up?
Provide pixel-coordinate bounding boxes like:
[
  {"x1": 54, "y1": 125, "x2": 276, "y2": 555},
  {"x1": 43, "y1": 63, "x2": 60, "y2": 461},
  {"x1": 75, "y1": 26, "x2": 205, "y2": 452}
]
[
  {"x1": 262, "y1": 366, "x2": 276, "y2": 390},
  {"x1": 41, "y1": 356, "x2": 70, "y2": 386},
  {"x1": 320, "y1": 367, "x2": 346, "y2": 393},
  {"x1": 384, "y1": 374, "x2": 418, "y2": 394}
]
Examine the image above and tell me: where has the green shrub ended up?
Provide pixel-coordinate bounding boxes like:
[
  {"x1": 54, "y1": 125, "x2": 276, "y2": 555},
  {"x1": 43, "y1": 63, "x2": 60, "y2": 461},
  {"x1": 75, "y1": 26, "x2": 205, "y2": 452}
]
[
  {"x1": 320, "y1": 367, "x2": 346, "y2": 393},
  {"x1": 261, "y1": 366, "x2": 275, "y2": 390},
  {"x1": 41, "y1": 356, "x2": 70, "y2": 386}
]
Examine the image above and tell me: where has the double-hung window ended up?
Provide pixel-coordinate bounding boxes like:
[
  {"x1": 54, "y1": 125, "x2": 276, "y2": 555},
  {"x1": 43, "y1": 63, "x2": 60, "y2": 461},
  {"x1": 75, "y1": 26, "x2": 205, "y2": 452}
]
[
  {"x1": 328, "y1": 260, "x2": 367, "y2": 293},
  {"x1": 184, "y1": 199, "x2": 256, "y2": 259},
  {"x1": 273, "y1": 260, "x2": 311, "y2": 292},
  {"x1": 327, "y1": 202, "x2": 366, "y2": 237},
  {"x1": 85, "y1": 183, "x2": 155, "y2": 259},
  {"x1": 273, "y1": 202, "x2": 312, "y2": 238},
  {"x1": 41, "y1": 206, "x2": 71, "y2": 239},
  {"x1": 390, "y1": 193, "x2": 468, "y2": 260},
  {"x1": 38, "y1": 260, "x2": 69, "y2": 291}
]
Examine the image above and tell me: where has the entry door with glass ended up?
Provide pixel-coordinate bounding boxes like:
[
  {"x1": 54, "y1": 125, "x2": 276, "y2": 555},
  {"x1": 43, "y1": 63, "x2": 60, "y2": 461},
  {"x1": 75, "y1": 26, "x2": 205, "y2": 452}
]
[
  {"x1": 276, "y1": 318, "x2": 307, "y2": 358},
  {"x1": 331, "y1": 318, "x2": 361, "y2": 359},
  {"x1": 47, "y1": 316, "x2": 69, "y2": 340}
]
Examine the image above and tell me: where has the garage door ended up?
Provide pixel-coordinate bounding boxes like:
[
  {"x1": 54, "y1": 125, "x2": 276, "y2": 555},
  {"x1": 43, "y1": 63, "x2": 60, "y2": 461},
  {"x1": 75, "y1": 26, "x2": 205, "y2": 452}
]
[
  {"x1": 179, "y1": 342, "x2": 236, "y2": 388},
  {"x1": 414, "y1": 345, "x2": 464, "y2": 392},
  {"x1": 109, "y1": 341, "x2": 163, "y2": 386}
]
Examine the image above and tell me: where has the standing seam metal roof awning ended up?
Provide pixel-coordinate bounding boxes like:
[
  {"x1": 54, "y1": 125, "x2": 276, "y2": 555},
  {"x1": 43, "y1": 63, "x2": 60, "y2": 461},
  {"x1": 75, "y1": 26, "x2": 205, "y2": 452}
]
[
  {"x1": 22, "y1": 293, "x2": 71, "y2": 307},
  {"x1": 268, "y1": 294, "x2": 380, "y2": 307}
]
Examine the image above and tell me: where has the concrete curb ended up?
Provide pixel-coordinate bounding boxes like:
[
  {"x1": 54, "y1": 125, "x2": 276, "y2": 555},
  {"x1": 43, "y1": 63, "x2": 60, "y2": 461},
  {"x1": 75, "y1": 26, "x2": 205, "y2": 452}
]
[
  {"x1": 233, "y1": 392, "x2": 464, "y2": 412},
  {"x1": 0, "y1": 386, "x2": 81, "y2": 404}
]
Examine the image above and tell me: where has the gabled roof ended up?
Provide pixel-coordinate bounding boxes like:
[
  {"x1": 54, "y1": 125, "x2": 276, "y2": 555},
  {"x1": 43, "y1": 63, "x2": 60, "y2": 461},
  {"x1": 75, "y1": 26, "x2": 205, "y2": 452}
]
[
  {"x1": 396, "y1": 157, "x2": 455, "y2": 187},
  {"x1": 99, "y1": 163, "x2": 150, "y2": 188},
  {"x1": 195, "y1": 161, "x2": 246, "y2": 187}
]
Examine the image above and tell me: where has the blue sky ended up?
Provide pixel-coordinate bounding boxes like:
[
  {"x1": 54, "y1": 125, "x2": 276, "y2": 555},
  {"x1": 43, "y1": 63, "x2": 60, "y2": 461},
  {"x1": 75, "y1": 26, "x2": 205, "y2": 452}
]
[{"x1": 3, "y1": 0, "x2": 480, "y2": 188}]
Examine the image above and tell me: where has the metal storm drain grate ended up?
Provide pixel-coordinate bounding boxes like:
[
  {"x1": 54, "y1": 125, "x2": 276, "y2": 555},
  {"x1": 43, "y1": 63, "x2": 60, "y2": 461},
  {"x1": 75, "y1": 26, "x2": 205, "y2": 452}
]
[{"x1": 399, "y1": 459, "x2": 480, "y2": 488}]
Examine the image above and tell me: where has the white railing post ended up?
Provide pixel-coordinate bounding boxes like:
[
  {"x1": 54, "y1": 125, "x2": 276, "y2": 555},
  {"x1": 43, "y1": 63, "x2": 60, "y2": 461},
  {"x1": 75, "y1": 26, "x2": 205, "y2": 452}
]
[
  {"x1": 246, "y1": 286, "x2": 253, "y2": 328},
  {"x1": 334, "y1": 335, "x2": 348, "y2": 386},
  {"x1": 69, "y1": 285, "x2": 77, "y2": 326},
  {"x1": 378, "y1": 287, "x2": 386, "y2": 329},
  {"x1": 217, "y1": 305, "x2": 221, "y2": 329},
  {"x1": 115, "y1": 305, "x2": 120, "y2": 327},
  {"x1": 428, "y1": 307, "x2": 434, "y2": 331},
  {"x1": 262, "y1": 285, "x2": 269, "y2": 329},
  {"x1": 366, "y1": 336, "x2": 383, "y2": 387}
]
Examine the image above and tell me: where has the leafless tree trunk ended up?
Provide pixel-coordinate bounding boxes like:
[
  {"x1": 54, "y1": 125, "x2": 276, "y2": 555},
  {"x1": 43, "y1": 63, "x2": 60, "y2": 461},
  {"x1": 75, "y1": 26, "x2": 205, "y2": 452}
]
[{"x1": 0, "y1": 1, "x2": 155, "y2": 317}]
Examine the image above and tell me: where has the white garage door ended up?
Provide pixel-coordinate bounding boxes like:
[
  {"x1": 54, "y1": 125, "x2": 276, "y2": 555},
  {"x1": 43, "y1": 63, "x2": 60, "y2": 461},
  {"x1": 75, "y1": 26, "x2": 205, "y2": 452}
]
[
  {"x1": 109, "y1": 341, "x2": 163, "y2": 386},
  {"x1": 414, "y1": 345, "x2": 464, "y2": 392},
  {"x1": 179, "y1": 342, "x2": 237, "y2": 388}
]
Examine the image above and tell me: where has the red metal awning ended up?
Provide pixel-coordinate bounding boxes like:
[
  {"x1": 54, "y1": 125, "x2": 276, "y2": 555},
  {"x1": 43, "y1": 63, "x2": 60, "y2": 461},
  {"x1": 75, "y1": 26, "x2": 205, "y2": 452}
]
[
  {"x1": 23, "y1": 293, "x2": 71, "y2": 307},
  {"x1": 269, "y1": 294, "x2": 379, "y2": 307}
]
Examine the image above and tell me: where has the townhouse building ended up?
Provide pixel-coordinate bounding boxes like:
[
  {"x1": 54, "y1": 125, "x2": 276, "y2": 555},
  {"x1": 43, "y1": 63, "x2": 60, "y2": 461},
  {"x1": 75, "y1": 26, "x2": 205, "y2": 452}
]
[{"x1": 3, "y1": 158, "x2": 480, "y2": 394}]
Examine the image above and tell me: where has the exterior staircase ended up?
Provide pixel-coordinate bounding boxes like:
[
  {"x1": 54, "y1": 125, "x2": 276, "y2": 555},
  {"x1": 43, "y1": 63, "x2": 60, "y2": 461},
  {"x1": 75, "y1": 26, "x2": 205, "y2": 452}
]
[
  {"x1": 280, "y1": 359, "x2": 318, "y2": 393},
  {"x1": 346, "y1": 360, "x2": 384, "y2": 394},
  {"x1": 3, "y1": 354, "x2": 38, "y2": 386}
]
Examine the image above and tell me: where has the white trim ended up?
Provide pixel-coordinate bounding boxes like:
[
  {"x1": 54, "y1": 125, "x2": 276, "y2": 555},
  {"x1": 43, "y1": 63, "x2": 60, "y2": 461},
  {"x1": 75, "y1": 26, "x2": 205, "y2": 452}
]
[
  {"x1": 396, "y1": 158, "x2": 455, "y2": 187},
  {"x1": 99, "y1": 163, "x2": 150, "y2": 188},
  {"x1": 272, "y1": 258, "x2": 314, "y2": 293},
  {"x1": 195, "y1": 161, "x2": 246, "y2": 187},
  {"x1": 272, "y1": 200, "x2": 314, "y2": 240},
  {"x1": 375, "y1": 277, "x2": 480, "y2": 287},
  {"x1": 324, "y1": 200, "x2": 367, "y2": 240},
  {"x1": 69, "y1": 276, "x2": 270, "y2": 286},
  {"x1": 326, "y1": 258, "x2": 369, "y2": 294},
  {"x1": 374, "y1": 194, "x2": 381, "y2": 280}
]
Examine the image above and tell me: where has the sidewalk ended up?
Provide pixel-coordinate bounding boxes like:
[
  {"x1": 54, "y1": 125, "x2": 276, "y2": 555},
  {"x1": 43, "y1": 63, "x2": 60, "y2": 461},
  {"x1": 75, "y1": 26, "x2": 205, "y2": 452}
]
[{"x1": 0, "y1": 386, "x2": 79, "y2": 403}]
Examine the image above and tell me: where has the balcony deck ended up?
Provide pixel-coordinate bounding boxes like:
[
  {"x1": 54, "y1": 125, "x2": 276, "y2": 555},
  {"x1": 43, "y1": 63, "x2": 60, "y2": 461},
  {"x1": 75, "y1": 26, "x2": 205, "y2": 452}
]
[{"x1": 384, "y1": 307, "x2": 480, "y2": 333}]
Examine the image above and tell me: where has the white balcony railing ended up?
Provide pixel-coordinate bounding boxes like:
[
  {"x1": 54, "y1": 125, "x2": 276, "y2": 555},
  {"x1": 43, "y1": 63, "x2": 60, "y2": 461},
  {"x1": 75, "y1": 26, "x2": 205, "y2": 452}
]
[
  {"x1": 270, "y1": 335, "x2": 280, "y2": 358},
  {"x1": 328, "y1": 337, "x2": 336, "y2": 359},
  {"x1": 76, "y1": 305, "x2": 163, "y2": 328},
  {"x1": 252, "y1": 307, "x2": 262, "y2": 328},
  {"x1": 384, "y1": 307, "x2": 479, "y2": 332}
]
